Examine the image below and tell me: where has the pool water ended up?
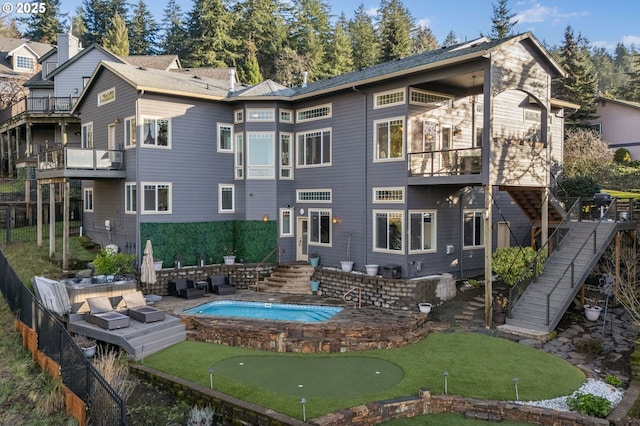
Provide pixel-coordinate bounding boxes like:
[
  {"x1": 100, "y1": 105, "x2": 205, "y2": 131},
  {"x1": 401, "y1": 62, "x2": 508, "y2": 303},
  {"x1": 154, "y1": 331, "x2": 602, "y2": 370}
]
[{"x1": 185, "y1": 300, "x2": 343, "y2": 322}]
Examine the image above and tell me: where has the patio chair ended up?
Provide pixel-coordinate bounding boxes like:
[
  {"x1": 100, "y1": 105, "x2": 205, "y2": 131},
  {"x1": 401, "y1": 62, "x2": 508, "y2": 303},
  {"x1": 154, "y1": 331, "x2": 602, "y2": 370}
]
[
  {"x1": 168, "y1": 278, "x2": 205, "y2": 299},
  {"x1": 83, "y1": 296, "x2": 130, "y2": 330},
  {"x1": 207, "y1": 274, "x2": 236, "y2": 295},
  {"x1": 121, "y1": 291, "x2": 165, "y2": 323}
]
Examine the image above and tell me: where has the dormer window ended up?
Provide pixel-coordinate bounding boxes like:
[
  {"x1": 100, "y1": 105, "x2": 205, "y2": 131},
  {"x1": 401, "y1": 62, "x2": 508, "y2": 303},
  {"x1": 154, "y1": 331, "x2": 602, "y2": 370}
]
[{"x1": 16, "y1": 55, "x2": 34, "y2": 71}]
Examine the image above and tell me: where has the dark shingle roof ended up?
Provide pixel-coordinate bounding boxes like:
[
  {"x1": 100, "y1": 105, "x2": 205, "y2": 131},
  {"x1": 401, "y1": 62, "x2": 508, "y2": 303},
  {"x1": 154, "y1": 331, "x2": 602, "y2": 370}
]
[{"x1": 121, "y1": 55, "x2": 181, "y2": 71}]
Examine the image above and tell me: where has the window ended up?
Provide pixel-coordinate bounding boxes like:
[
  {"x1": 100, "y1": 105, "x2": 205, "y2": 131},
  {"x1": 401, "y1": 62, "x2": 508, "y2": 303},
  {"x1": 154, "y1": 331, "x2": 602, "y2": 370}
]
[
  {"x1": 81, "y1": 122, "x2": 93, "y2": 148},
  {"x1": 410, "y1": 211, "x2": 436, "y2": 252},
  {"x1": 83, "y1": 188, "x2": 94, "y2": 212},
  {"x1": 124, "y1": 117, "x2": 136, "y2": 147},
  {"x1": 296, "y1": 104, "x2": 331, "y2": 122},
  {"x1": 475, "y1": 127, "x2": 483, "y2": 147},
  {"x1": 217, "y1": 123, "x2": 233, "y2": 152},
  {"x1": 125, "y1": 183, "x2": 136, "y2": 213},
  {"x1": 463, "y1": 210, "x2": 484, "y2": 247},
  {"x1": 373, "y1": 210, "x2": 404, "y2": 253},
  {"x1": 280, "y1": 132, "x2": 293, "y2": 179},
  {"x1": 280, "y1": 109, "x2": 293, "y2": 123},
  {"x1": 246, "y1": 108, "x2": 275, "y2": 122},
  {"x1": 16, "y1": 55, "x2": 34, "y2": 70},
  {"x1": 247, "y1": 132, "x2": 275, "y2": 178},
  {"x1": 280, "y1": 208, "x2": 293, "y2": 237},
  {"x1": 82, "y1": 76, "x2": 91, "y2": 87},
  {"x1": 374, "y1": 89, "x2": 405, "y2": 109},
  {"x1": 297, "y1": 129, "x2": 331, "y2": 166},
  {"x1": 142, "y1": 118, "x2": 170, "y2": 147},
  {"x1": 234, "y1": 133, "x2": 244, "y2": 179},
  {"x1": 373, "y1": 187, "x2": 404, "y2": 203},
  {"x1": 309, "y1": 209, "x2": 331, "y2": 245},
  {"x1": 234, "y1": 109, "x2": 244, "y2": 123},
  {"x1": 374, "y1": 118, "x2": 404, "y2": 161},
  {"x1": 218, "y1": 184, "x2": 235, "y2": 213},
  {"x1": 142, "y1": 183, "x2": 171, "y2": 213},
  {"x1": 296, "y1": 190, "x2": 331, "y2": 202},
  {"x1": 410, "y1": 88, "x2": 453, "y2": 108}
]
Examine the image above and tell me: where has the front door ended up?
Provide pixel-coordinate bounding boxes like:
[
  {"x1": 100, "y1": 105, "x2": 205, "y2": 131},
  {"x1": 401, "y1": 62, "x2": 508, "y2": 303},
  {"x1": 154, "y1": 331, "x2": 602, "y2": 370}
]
[{"x1": 296, "y1": 217, "x2": 308, "y2": 262}]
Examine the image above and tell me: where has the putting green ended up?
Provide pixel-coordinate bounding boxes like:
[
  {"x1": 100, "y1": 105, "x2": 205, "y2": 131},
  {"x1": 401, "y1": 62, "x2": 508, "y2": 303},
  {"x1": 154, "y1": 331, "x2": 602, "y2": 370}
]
[{"x1": 213, "y1": 356, "x2": 404, "y2": 397}]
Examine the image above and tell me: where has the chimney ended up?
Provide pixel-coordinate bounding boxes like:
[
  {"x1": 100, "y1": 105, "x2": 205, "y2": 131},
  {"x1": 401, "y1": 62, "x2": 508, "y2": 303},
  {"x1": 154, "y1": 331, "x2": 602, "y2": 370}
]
[
  {"x1": 57, "y1": 32, "x2": 81, "y2": 65},
  {"x1": 228, "y1": 68, "x2": 235, "y2": 93},
  {"x1": 302, "y1": 71, "x2": 308, "y2": 88}
]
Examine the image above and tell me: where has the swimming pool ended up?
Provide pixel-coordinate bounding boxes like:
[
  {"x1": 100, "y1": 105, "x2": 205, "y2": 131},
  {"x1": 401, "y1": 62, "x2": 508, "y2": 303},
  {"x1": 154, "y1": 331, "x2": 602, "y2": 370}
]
[{"x1": 185, "y1": 300, "x2": 343, "y2": 322}]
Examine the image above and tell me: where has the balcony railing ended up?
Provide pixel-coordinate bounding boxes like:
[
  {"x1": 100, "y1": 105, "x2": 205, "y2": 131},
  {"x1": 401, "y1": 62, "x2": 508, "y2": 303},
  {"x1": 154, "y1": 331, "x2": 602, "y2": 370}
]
[
  {"x1": 0, "y1": 96, "x2": 79, "y2": 123},
  {"x1": 37, "y1": 147, "x2": 124, "y2": 172},
  {"x1": 408, "y1": 147, "x2": 481, "y2": 177}
]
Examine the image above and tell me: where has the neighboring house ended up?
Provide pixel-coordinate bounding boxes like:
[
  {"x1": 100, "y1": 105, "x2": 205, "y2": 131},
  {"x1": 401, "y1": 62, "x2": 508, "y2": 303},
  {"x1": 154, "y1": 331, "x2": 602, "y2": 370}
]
[
  {"x1": 591, "y1": 96, "x2": 640, "y2": 160},
  {"x1": 0, "y1": 36, "x2": 52, "y2": 81},
  {"x1": 45, "y1": 32, "x2": 572, "y2": 280}
]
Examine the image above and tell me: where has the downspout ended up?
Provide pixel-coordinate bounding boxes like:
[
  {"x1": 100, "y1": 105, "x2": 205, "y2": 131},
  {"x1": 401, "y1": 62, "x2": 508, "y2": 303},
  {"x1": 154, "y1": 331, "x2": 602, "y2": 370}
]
[
  {"x1": 352, "y1": 86, "x2": 367, "y2": 266},
  {"x1": 135, "y1": 90, "x2": 144, "y2": 264}
]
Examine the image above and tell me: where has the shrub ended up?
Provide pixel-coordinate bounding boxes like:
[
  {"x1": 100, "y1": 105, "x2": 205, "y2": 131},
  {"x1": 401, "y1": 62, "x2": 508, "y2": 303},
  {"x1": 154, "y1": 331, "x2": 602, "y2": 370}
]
[
  {"x1": 92, "y1": 249, "x2": 136, "y2": 275},
  {"x1": 605, "y1": 374, "x2": 623, "y2": 387},
  {"x1": 614, "y1": 147, "x2": 631, "y2": 164},
  {"x1": 492, "y1": 246, "x2": 546, "y2": 286},
  {"x1": 566, "y1": 392, "x2": 612, "y2": 418},
  {"x1": 559, "y1": 175, "x2": 601, "y2": 198}
]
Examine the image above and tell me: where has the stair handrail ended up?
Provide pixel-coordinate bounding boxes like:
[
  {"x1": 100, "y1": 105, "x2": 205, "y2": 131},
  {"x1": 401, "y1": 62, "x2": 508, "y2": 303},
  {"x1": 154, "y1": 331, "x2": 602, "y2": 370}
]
[
  {"x1": 342, "y1": 286, "x2": 362, "y2": 309},
  {"x1": 543, "y1": 198, "x2": 618, "y2": 325},
  {"x1": 254, "y1": 245, "x2": 281, "y2": 291},
  {"x1": 508, "y1": 197, "x2": 582, "y2": 316}
]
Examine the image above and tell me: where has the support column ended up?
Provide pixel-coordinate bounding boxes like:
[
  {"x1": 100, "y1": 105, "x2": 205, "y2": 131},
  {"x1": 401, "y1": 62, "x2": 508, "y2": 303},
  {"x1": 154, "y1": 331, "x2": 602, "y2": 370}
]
[
  {"x1": 37, "y1": 182, "x2": 42, "y2": 246},
  {"x1": 25, "y1": 122, "x2": 32, "y2": 158},
  {"x1": 60, "y1": 121, "x2": 67, "y2": 145},
  {"x1": 49, "y1": 183, "x2": 55, "y2": 258},
  {"x1": 63, "y1": 179, "x2": 69, "y2": 270},
  {"x1": 541, "y1": 187, "x2": 549, "y2": 248},
  {"x1": 484, "y1": 184, "x2": 493, "y2": 327},
  {"x1": 7, "y1": 130, "x2": 12, "y2": 176},
  {"x1": 0, "y1": 132, "x2": 5, "y2": 176}
]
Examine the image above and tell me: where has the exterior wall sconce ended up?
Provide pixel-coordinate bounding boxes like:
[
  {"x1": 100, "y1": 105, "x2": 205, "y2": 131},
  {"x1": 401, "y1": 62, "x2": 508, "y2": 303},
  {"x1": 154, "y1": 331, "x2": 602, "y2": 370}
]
[
  {"x1": 263, "y1": 214, "x2": 269, "y2": 222},
  {"x1": 114, "y1": 116, "x2": 121, "y2": 124},
  {"x1": 454, "y1": 127, "x2": 462, "y2": 136},
  {"x1": 332, "y1": 216, "x2": 339, "y2": 224}
]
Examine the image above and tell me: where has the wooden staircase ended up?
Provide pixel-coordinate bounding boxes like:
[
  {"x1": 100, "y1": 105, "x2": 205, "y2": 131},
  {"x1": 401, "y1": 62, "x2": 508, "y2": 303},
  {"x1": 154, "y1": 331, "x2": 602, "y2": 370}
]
[
  {"x1": 500, "y1": 186, "x2": 565, "y2": 223},
  {"x1": 254, "y1": 262, "x2": 316, "y2": 294}
]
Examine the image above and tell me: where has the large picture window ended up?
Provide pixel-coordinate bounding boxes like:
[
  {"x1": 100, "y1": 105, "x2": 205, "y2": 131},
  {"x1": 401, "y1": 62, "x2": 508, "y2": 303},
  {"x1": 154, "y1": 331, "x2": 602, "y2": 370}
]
[
  {"x1": 373, "y1": 210, "x2": 404, "y2": 253},
  {"x1": 125, "y1": 183, "x2": 136, "y2": 213},
  {"x1": 142, "y1": 118, "x2": 169, "y2": 147},
  {"x1": 217, "y1": 123, "x2": 233, "y2": 152},
  {"x1": 297, "y1": 129, "x2": 331, "y2": 166},
  {"x1": 309, "y1": 209, "x2": 331, "y2": 245},
  {"x1": 218, "y1": 184, "x2": 235, "y2": 213},
  {"x1": 142, "y1": 183, "x2": 171, "y2": 213},
  {"x1": 409, "y1": 211, "x2": 436, "y2": 252},
  {"x1": 463, "y1": 210, "x2": 484, "y2": 247},
  {"x1": 247, "y1": 132, "x2": 275, "y2": 178},
  {"x1": 81, "y1": 122, "x2": 93, "y2": 148},
  {"x1": 374, "y1": 117, "x2": 404, "y2": 161}
]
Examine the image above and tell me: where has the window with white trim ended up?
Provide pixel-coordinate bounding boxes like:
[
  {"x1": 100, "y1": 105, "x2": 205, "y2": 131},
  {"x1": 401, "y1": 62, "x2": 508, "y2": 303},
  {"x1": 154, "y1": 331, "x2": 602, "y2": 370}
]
[
  {"x1": 280, "y1": 208, "x2": 293, "y2": 237},
  {"x1": 81, "y1": 122, "x2": 93, "y2": 148},
  {"x1": 297, "y1": 129, "x2": 331, "y2": 166},
  {"x1": 374, "y1": 117, "x2": 404, "y2": 160},
  {"x1": 296, "y1": 190, "x2": 331, "y2": 202},
  {"x1": 409, "y1": 211, "x2": 436, "y2": 252},
  {"x1": 217, "y1": 123, "x2": 233, "y2": 152},
  {"x1": 374, "y1": 89, "x2": 405, "y2": 109},
  {"x1": 16, "y1": 55, "x2": 34, "y2": 70},
  {"x1": 247, "y1": 132, "x2": 275, "y2": 178},
  {"x1": 125, "y1": 183, "x2": 136, "y2": 213},
  {"x1": 234, "y1": 133, "x2": 244, "y2": 179},
  {"x1": 373, "y1": 210, "x2": 404, "y2": 253},
  {"x1": 373, "y1": 187, "x2": 404, "y2": 203},
  {"x1": 142, "y1": 183, "x2": 171, "y2": 213},
  {"x1": 409, "y1": 88, "x2": 453, "y2": 108},
  {"x1": 142, "y1": 118, "x2": 169, "y2": 147},
  {"x1": 218, "y1": 184, "x2": 235, "y2": 213},
  {"x1": 296, "y1": 104, "x2": 331, "y2": 122},
  {"x1": 246, "y1": 108, "x2": 275, "y2": 122},
  {"x1": 279, "y1": 109, "x2": 293, "y2": 123},
  {"x1": 124, "y1": 117, "x2": 136, "y2": 147},
  {"x1": 463, "y1": 210, "x2": 484, "y2": 247},
  {"x1": 309, "y1": 209, "x2": 332, "y2": 245},
  {"x1": 280, "y1": 132, "x2": 293, "y2": 179},
  {"x1": 234, "y1": 109, "x2": 244, "y2": 123},
  {"x1": 83, "y1": 188, "x2": 94, "y2": 212}
]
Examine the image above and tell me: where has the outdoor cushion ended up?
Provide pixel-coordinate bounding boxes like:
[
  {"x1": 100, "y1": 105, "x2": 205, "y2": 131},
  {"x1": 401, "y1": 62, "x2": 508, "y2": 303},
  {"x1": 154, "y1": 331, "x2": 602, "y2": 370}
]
[
  {"x1": 84, "y1": 296, "x2": 130, "y2": 330},
  {"x1": 122, "y1": 291, "x2": 165, "y2": 323}
]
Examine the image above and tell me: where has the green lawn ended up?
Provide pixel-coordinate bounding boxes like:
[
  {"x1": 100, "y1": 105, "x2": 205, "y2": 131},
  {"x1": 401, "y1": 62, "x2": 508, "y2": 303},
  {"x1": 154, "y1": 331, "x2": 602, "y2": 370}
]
[{"x1": 144, "y1": 332, "x2": 585, "y2": 420}]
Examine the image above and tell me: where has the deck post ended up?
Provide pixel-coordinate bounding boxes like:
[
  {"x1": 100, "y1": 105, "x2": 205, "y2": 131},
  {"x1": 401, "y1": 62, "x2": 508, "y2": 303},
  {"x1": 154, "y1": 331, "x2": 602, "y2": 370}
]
[{"x1": 484, "y1": 184, "x2": 493, "y2": 327}]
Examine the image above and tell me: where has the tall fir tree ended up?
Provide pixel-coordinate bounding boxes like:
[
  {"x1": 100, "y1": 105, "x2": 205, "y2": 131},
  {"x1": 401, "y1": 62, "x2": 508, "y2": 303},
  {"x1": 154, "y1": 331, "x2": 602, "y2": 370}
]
[
  {"x1": 20, "y1": 0, "x2": 64, "y2": 43},
  {"x1": 377, "y1": 0, "x2": 413, "y2": 62},
  {"x1": 103, "y1": 13, "x2": 129, "y2": 55},
  {"x1": 0, "y1": 15, "x2": 21, "y2": 38},
  {"x1": 410, "y1": 25, "x2": 438, "y2": 54},
  {"x1": 274, "y1": 46, "x2": 309, "y2": 86},
  {"x1": 184, "y1": 0, "x2": 236, "y2": 68},
  {"x1": 128, "y1": 0, "x2": 158, "y2": 55},
  {"x1": 71, "y1": 7, "x2": 87, "y2": 40},
  {"x1": 623, "y1": 53, "x2": 640, "y2": 102},
  {"x1": 81, "y1": 0, "x2": 128, "y2": 46},
  {"x1": 160, "y1": 0, "x2": 187, "y2": 56},
  {"x1": 325, "y1": 13, "x2": 353, "y2": 76},
  {"x1": 552, "y1": 26, "x2": 599, "y2": 129},
  {"x1": 488, "y1": 0, "x2": 518, "y2": 39},
  {"x1": 441, "y1": 30, "x2": 459, "y2": 47},
  {"x1": 238, "y1": 37, "x2": 263, "y2": 85},
  {"x1": 349, "y1": 4, "x2": 378, "y2": 70},
  {"x1": 288, "y1": 0, "x2": 332, "y2": 80}
]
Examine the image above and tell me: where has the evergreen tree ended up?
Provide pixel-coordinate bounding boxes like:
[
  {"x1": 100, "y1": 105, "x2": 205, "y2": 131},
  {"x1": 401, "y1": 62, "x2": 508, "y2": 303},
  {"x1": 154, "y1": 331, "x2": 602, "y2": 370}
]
[
  {"x1": 0, "y1": 14, "x2": 21, "y2": 38},
  {"x1": 552, "y1": 26, "x2": 599, "y2": 129},
  {"x1": 71, "y1": 7, "x2": 87, "y2": 40},
  {"x1": 274, "y1": 46, "x2": 310, "y2": 86},
  {"x1": 20, "y1": 0, "x2": 64, "y2": 43},
  {"x1": 325, "y1": 13, "x2": 353, "y2": 76},
  {"x1": 348, "y1": 4, "x2": 379, "y2": 70},
  {"x1": 160, "y1": 0, "x2": 187, "y2": 56},
  {"x1": 441, "y1": 30, "x2": 459, "y2": 47},
  {"x1": 238, "y1": 37, "x2": 263, "y2": 85},
  {"x1": 81, "y1": 0, "x2": 128, "y2": 46},
  {"x1": 488, "y1": 0, "x2": 517, "y2": 39},
  {"x1": 128, "y1": 0, "x2": 158, "y2": 55},
  {"x1": 410, "y1": 24, "x2": 438, "y2": 54},
  {"x1": 103, "y1": 13, "x2": 129, "y2": 55},
  {"x1": 624, "y1": 53, "x2": 640, "y2": 102},
  {"x1": 288, "y1": 0, "x2": 332, "y2": 80},
  {"x1": 590, "y1": 47, "x2": 616, "y2": 96},
  {"x1": 184, "y1": 0, "x2": 235, "y2": 68},
  {"x1": 377, "y1": 0, "x2": 413, "y2": 62}
]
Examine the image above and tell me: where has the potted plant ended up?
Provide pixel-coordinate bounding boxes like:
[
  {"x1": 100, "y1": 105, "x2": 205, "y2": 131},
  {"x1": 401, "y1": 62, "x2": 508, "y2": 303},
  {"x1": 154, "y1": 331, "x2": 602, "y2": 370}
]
[
  {"x1": 92, "y1": 248, "x2": 136, "y2": 275},
  {"x1": 493, "y1": 294, "x2": 509, "y2": 324},
  {"x1": 309, "y1": 252, "x2": 320, "y2": 267},
  {"x1": 310, "y1": 279, "x2": 320, "y2": 293},
  {"x1": 584, "y1": 299, "x2": 603, "y2": 321},
  {"x1": 73, "y1": 334, "x2": 97, "y2": 358},
  {"x1": 417, "y1": 302, "x2": 432, "y2": 314},
  {"x1": 223, "y1": 246, "x2": 236, "y2": 265},
  {"x1": 153, "y1": 259, "x2": 164, "y2": 270},
  {"x1": 340, "y1": 232, "x2": 354, "y2": 272},
  {"x1": 365, "y1": 264, "x2": 379, "y2": 276}
]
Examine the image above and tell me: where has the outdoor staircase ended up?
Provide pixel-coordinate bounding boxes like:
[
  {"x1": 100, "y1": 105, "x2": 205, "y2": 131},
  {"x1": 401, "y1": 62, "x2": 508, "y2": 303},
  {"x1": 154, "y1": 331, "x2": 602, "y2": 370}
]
[
  {"x1": 505, "y1": 220, "x2": 619, "y2": 334},
  {"x1": 253, "y1": 262, "x2": 316, "y2": 294}
]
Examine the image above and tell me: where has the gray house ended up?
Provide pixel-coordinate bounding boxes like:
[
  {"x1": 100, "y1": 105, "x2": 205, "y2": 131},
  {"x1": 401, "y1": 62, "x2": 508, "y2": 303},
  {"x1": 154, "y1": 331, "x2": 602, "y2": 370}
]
[{"x1": 44, "y1": 32, "x2": 573, "y2": 280}]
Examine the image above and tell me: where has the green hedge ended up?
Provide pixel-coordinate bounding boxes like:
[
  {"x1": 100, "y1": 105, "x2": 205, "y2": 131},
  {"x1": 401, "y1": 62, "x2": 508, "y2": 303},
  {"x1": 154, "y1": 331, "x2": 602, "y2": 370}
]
[{"x1": 140, "y1": 221, "x2": 277, "y2": 267}]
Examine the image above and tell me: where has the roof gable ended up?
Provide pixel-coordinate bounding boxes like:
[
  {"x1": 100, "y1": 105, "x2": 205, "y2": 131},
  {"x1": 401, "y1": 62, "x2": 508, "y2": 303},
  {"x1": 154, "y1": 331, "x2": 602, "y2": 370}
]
[{"x1": 46, "y1": 43, "x2": 125, "y2": 79}]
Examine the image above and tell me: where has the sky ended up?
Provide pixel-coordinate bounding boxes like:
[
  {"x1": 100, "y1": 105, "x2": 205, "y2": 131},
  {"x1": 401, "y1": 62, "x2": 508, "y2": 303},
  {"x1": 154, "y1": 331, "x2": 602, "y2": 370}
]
[{"x1": 51, "y1": 0, "x2": 640, "y2": 52}]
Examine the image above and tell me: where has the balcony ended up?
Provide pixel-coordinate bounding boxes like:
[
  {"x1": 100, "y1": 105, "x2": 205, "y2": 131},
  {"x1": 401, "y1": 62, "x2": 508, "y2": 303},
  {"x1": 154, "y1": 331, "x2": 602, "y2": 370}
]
[
  {"x1": 0, "y1": 96, "x2": 79, "y2": 123},
  {"x1": 36, "y1": 147, "x2": 126, "y2": 180},
  {"x1": 408, "y1": 147, "x2": 482, "y2": 185}
]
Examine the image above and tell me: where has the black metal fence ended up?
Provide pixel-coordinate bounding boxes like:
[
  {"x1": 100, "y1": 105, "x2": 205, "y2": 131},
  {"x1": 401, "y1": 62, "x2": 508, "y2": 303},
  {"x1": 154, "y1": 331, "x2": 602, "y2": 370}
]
[{"x1": 0, "y1": 252, "x2": 127, "y2": 425}]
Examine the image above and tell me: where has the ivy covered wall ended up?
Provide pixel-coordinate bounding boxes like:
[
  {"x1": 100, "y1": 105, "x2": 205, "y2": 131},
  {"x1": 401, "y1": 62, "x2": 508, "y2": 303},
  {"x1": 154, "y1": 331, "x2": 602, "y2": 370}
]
[{"x1": 140, "y1": 220, "x2": 277, "y2": 267}]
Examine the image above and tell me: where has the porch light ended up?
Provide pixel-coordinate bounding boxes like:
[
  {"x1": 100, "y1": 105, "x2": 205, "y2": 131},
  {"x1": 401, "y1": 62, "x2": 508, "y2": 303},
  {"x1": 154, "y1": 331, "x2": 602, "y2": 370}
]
[
  {"x1": 454, "y1": 126, "x2": 462, "y2": 136},
  {"x1": 263, "y1": 214, "x2": 269, "y2": 222},
  {"x1": 332, "y1": 216, "x2": 339, "y2": 224}
]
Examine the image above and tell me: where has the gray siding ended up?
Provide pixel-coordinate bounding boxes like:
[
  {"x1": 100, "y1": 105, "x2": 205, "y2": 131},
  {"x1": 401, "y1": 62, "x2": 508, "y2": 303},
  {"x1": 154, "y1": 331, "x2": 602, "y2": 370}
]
[{"x1": 54, "y1": 49, "x2": 118, "y2": 97}]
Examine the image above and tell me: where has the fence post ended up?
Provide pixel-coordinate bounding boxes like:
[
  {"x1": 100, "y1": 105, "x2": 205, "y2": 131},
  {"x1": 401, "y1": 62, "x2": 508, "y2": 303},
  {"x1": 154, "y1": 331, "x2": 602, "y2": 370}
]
[{"x1": 5, "y1": 205, "x2": 10, "y2": 244}]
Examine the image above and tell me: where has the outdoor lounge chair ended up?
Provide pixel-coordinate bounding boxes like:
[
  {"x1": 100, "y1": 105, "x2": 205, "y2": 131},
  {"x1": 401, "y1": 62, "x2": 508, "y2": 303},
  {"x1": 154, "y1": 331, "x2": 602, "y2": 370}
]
[
  {"x1": 207, "y1": 274, "x2": 236, "y2": 295},
  {"x1": 121, "y1": 291, "x2": 165, "y2": 323},
  {"x1": 168, "y1": 278, "x2": 205, "y2": 299},
  {"x1": 83, "y1": 296, "x2": 130, "y2": 330}
]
